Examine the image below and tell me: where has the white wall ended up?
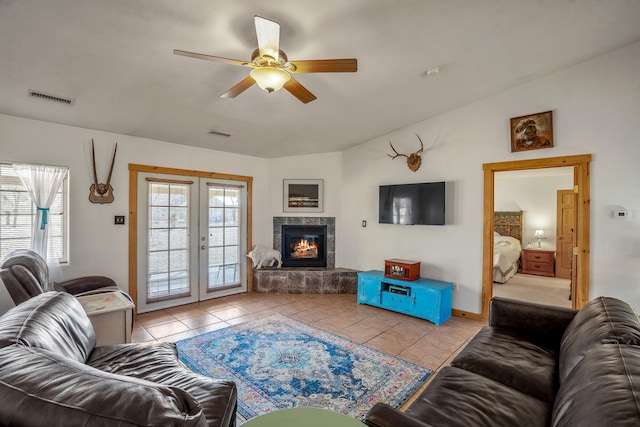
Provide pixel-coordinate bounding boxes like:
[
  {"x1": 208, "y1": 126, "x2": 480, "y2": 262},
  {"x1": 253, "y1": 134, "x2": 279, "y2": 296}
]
[
  {"x1": 0, "y1": 114, "x2": 270, "y2": 314},
  {"x1": 339, "y1": 40, "x2": 640, "y2": 313},
  {"x1": 495, "y1": 171, "x2": 574, "y2": 250},
  {"x1": 2, "y1": 41, "x2": 639, "y2": 316}
]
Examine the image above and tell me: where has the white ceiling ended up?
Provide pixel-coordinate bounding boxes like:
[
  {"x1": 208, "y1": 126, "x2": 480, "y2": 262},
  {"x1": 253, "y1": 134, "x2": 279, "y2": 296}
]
[{"x1": 1, "y1": 0, "x2": 639, "y2": 158}]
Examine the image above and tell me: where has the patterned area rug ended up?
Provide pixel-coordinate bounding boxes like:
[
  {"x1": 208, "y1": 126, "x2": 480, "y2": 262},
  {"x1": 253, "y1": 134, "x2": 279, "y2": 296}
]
[{"x1": 176, "y1": 314, "x2": 431, "y2": 420}]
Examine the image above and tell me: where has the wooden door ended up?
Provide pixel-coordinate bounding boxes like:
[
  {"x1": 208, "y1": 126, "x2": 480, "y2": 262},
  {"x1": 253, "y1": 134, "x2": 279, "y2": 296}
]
[{"x1": 556, "y1": 189, "x2": 575, "y2": 279}]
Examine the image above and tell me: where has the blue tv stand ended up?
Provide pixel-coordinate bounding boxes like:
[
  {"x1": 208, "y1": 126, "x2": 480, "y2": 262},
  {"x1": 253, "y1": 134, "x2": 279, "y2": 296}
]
[{"x1": 357, "y1": 270, "x2": 452, "y2": 325}]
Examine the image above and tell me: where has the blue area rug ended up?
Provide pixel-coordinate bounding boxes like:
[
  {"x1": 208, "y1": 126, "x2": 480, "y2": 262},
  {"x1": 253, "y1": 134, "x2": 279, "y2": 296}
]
[{"x1": 176, "y1": 314, "x2": 431, "y2": 420}]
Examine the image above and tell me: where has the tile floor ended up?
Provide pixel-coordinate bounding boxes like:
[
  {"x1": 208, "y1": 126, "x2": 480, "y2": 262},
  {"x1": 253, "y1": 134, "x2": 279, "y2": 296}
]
[{"x1": 132, "y1": 292, "x2": 485, "y2": 415}]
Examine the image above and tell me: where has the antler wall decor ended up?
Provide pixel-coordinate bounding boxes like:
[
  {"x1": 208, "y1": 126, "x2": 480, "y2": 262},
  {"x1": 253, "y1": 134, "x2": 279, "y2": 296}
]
[
  {"x1": 388, "y1": 134, "x2": 425, "y2": 172},
  {"x1": 89, "y1": 139, "x2": 117, "y2": 204}
]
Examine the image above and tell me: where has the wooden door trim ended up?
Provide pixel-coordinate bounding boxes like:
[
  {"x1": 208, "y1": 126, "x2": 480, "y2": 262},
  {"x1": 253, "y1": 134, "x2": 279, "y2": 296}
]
[
  {"x1": 128, "y1": 164, "x2": 254, "y2": 313},
  {"x1": 481, "y1": 154, "x2": 591, "y2": 320}
]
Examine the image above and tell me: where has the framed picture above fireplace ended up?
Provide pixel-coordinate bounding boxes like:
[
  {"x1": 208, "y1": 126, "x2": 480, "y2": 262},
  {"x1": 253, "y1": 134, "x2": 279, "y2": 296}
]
[{"x1": 283, "y1": 179, "x2": 324, "y2": 213}]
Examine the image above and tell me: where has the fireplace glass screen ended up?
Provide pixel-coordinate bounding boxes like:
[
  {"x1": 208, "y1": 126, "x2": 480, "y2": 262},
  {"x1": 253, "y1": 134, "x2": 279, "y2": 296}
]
[{"x1": 281, "y1": 225, "x2": 327, "y2": 267}]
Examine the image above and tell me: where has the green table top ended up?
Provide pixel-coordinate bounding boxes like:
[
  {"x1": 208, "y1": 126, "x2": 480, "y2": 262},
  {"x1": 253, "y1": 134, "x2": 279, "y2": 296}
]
[{"x1": 241, "y1": 408, "x2": 364, "y2": 426}]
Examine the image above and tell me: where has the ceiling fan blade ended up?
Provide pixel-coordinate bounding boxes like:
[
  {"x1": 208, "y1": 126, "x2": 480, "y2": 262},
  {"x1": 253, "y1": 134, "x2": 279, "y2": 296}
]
[
  {"x1": 221, "y1": 76, "x2": 256, "y2": 98},
  {"x1": 284, "y1": 77, "x2": 317, "y2": 104},
  {"x1": 173, "y1": 49, "x2": 249, "y2": 67},
  {"x1": 290, "y1": 59, "x2": 358, "y2": 73},
  {"x1": 254, "y1": 16, "x2": 280, "y2": 61}
]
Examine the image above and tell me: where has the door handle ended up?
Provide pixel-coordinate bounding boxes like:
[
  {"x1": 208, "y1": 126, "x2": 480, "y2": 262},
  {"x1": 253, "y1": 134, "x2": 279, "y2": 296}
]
[{"x1": 201, "y1": 245, "x2": 206, "y2": 250}]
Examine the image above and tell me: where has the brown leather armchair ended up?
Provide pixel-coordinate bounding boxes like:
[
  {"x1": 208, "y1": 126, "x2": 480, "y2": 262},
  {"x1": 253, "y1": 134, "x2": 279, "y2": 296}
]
[{"x1": 0, "y1": 249, "x2": 130, "y2": 305}]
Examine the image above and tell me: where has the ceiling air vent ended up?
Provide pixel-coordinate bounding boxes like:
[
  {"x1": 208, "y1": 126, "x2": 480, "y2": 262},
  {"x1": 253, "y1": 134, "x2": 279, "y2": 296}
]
[
  {"x1": 208, "y1": 130, "x2": 231, "y2": 137},
  {"x1": 28, "y1": 89, "x2": 75, "y2": 106}
]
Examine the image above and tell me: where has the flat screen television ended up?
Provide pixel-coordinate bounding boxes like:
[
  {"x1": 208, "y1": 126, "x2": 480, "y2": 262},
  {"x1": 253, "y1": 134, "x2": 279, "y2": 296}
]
[{"x1": 379, "y1": 182, "x2": 446, "y2": 225}]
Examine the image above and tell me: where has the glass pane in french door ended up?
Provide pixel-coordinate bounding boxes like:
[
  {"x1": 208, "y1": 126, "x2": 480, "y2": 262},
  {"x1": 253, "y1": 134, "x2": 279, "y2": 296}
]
[
  {"x1": 206, "y1": 185, "x2": 241, "y2": 290},
  {"x1": 147, "y1": 182, "x2": 191, "y2": 301}
]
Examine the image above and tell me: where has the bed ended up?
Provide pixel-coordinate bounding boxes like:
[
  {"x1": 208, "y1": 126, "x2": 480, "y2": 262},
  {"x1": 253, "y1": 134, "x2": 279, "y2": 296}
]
[{"x1": 493, "y1": 211, "x2": 523, "y2": 283}]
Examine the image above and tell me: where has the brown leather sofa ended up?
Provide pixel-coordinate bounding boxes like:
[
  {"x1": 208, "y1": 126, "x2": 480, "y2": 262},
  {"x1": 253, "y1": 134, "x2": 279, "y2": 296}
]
[
  {"x1": 0, "y1": 292, "x2": 237, "y2": 426},
  {"x1": 364, "y1": 296, "x2": 640, "y2": 427}
]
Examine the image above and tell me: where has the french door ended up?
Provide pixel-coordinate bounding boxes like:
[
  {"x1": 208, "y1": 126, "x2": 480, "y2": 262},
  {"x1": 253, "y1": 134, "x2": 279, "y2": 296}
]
[{"x1": 136, "y1": 172, "x2": 247, "y2": 313}]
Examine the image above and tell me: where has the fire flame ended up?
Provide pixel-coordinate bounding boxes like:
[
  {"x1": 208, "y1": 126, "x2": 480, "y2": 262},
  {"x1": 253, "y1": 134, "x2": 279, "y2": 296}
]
[{"x1": 292, "y1": 238, "x2": 318, "y2": 258}]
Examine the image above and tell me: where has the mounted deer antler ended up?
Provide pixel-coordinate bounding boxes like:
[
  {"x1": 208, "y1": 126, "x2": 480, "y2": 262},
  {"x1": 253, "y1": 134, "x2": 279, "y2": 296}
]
[
  {"x1": 388, "y1": 134, "x2": 425, "y2": 172},
  {"x1": 89, "y1": 139, "x2": 117, "y2": 204}
]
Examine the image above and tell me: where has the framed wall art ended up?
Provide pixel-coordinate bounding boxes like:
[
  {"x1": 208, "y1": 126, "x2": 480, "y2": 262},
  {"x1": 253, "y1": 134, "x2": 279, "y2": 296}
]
[
  {"x1": 510, "y1": 110, "x2": 554, "y2": 153},
  {"x1": 283, "y1": 179, "x2": 324, "y2": 213}
]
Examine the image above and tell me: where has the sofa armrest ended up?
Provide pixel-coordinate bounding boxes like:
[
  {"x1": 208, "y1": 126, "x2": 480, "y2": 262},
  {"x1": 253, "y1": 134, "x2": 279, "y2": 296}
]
[
  {"x1": 363, "y1": 403, "x2": 432, "y2": 427},
  {"x1": 0, "y1": 345, "x2": 208, "y2": 426},
  {"x1": 489, "y1": 297, "x2": 577, "y2": 347},
  {"x1": 55, "y1": 275, "x2": 117, "y2": 294}
]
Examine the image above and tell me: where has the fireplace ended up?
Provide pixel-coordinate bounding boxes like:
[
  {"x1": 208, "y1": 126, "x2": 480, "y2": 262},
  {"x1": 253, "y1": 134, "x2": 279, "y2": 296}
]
[
  {"x1": 281, "y1": 225, "x2": 327, "y2": 267},
  {"x1": 274, "y1": 217, "x2": 335, "y2": 268}
]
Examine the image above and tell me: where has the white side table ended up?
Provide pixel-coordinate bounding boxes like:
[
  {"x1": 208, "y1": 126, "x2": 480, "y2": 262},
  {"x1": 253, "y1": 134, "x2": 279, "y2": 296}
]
[{"x1": 76, "y1": 292, "x2": 134, "y2": 346}]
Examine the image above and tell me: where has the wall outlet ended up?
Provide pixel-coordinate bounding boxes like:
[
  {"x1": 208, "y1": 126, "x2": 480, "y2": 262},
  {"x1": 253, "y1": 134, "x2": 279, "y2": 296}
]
[{"x1": 114, "y1": 215, "x2": 125, "y2": 225}]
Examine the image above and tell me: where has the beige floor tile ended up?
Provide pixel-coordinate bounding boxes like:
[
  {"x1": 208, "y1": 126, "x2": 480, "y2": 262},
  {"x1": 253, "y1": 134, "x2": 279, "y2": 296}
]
[
  {"x1": 289, "y1": 308, "x2": 331, "y2": 323},
  {"x1": 180, "y1": 313, "x2": 224, "y2": 329},
  {"x1": 312, "y1": 315, "x2": 359, "y2": 333},
  {"x1": 399, "y1": 339, "x2": 459, "y2": 369},
  {"x1": 365, "y1": 330, "x2": 419, "y2": 356},
  {"x1": 337, "y1": 323, "x2": 385, "y2": 343},
  {"x1": 134, "y1": 310, "x2": 178, "y2": 328},
  {"x1": 157, "y1": 329, "x2": 201, "y2": 343},
  {"x1": 131, "y1": 326, "x2": 154, "y2": 343},
  {"x1": 192, "y1": 322, "x2": 230, "y2": 335},
  {"x1": 145, "y1": 320, "x2": 191, "y2": 339},
  {"x1": 207, "y1": 306, "x2": 248, "y2": 321},
  {"x1": 165, "y1": 305, "x2": 208, "y2": 320},
  {"x1": 197, "y1": 299, "x2": 234, "y2": 312}
]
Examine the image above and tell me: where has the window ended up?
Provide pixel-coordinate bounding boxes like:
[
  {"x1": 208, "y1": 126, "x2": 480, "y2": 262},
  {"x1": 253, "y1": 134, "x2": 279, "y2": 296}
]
[
  {"x1": 0, "y1": 163, "x2": 69, "y2": 263},
  {"x1": 146, "y1": 180, "x2": 191, "y2": 301}
]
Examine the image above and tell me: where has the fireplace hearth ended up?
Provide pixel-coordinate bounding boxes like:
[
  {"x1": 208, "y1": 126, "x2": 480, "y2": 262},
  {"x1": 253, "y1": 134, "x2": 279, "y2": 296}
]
[{"x1": 254, "y1": 217, "x2": 356, "y2": 294}]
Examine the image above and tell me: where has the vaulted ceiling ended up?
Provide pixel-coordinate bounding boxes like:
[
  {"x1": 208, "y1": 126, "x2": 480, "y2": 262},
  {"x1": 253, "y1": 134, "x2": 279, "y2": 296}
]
[{"x1": 1, "y1": 0, "x2": 639, "y2": 158}]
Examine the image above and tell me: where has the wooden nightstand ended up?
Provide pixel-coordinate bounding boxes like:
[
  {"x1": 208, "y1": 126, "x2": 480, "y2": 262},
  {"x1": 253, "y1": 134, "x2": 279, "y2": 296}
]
[{"x1": 521, "y1": 249, "x2": 555, "y2": 277}]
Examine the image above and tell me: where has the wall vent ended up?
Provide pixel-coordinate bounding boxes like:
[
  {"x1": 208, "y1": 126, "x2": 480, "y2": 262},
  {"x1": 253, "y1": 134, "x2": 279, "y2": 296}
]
[
  {"x1": 28, "y1": 89, "x2": 75, "y2": 106},
  {"x1": 208, "y1": 130, "x2": 231, "y2": 137}
]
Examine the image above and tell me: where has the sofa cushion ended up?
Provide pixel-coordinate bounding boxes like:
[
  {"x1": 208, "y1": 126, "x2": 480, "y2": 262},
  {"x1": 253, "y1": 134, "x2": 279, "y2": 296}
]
[
  {"x1": 88, "y1": 341, "x2": 237, "y2": 427},
  {"x1": 451, "y1": 326, "x2": 558, "y2": 402},
  {"x1": 0, "y1": 345, "x2": 208, "y2": 426},
  {"x1": 0, "y1": 292, "x2": 95, "y2": 362},
  {"x1": 552, "y1": 344, "x2": 640, "y2": 426},
  {"x1": 559, "y1": 296, "x2": 640, "y2": 381},
  {"x1": 403, "y1": 366, "x2": 550, "y2": 427}
]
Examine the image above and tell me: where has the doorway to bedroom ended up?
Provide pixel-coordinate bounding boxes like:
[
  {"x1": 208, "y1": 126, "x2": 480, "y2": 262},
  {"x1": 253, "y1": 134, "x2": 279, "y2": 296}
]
[
  {"x1": 492, "y1": 168, "x2": 573, "y2": 308},
  {"x1": 481, "y1": 154, "x2": 591, "y2": 320}
]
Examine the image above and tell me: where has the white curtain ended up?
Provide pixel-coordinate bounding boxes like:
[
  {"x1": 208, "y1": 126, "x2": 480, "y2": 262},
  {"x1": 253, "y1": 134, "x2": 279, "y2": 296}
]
[{"x1": 13, "y1": 163, "x2": 68, "y2": 259}]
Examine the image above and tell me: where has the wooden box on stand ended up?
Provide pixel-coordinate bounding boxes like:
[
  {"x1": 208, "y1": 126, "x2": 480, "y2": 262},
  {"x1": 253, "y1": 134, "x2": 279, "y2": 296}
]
[{"x1": 384, "y1": 259, "x2": 420, "y2": 281}]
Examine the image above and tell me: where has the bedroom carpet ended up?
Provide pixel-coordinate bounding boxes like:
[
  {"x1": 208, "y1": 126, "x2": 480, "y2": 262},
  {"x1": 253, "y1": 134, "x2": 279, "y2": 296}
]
[
  {"x1": 176, "y1": 314, "x2": 432, "y2": 421},
  {"x1": 493, "y1": 273, "x2": 571, "y2": 308}
]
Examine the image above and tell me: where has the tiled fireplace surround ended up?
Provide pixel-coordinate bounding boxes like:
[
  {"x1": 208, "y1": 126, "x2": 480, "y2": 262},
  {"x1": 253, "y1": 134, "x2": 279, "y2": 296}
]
[{"x1": 252, "y1": 217, "x2": 358, "y2": 294}]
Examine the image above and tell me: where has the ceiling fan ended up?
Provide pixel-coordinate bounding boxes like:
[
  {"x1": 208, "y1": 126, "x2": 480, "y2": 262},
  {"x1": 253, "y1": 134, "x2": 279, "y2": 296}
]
[{"x1": 174, "y1": 16, "x2": 358, "y2": 104}]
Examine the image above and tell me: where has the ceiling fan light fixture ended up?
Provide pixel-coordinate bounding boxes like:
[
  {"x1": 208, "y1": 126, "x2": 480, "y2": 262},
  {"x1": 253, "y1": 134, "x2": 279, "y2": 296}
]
[{"x1": 250, "y1": 67, "x2": 290, "y2": 93}]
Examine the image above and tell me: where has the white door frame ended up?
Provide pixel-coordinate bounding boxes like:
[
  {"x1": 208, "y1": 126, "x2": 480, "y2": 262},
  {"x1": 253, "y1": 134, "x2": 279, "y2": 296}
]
[{"x1": 128, "y1": 164, "x2": 253, "y2": 314}]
